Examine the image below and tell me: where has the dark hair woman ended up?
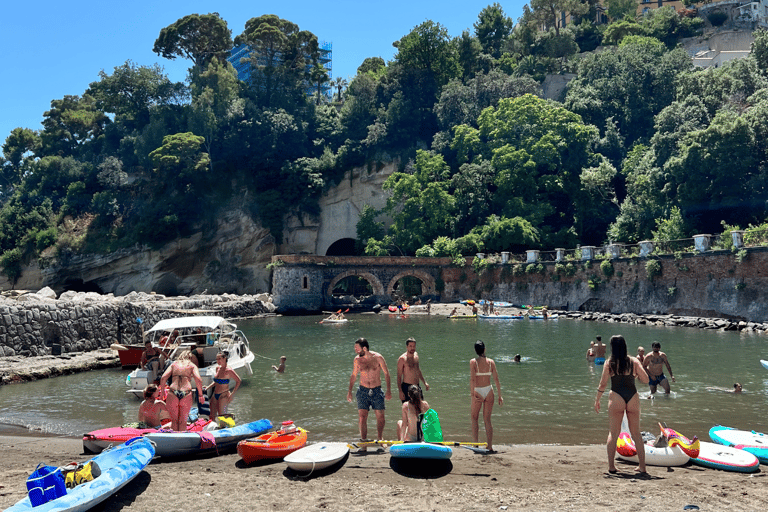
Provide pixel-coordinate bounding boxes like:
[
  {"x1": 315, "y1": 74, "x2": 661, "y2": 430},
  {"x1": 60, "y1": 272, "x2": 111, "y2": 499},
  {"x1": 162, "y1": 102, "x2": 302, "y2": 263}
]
[
  {"x1": 470, "y1": 340, "x2": 503, "y2": 452},
  {"x1": 594, "y1": 335, "x2": 649, "y2": 475},
  {"x1": 397, "y1": 385, "x2": 430, "y2": 442},
  {"x1": 205, "y1": 350, "x2": 241, "y2": 419}
]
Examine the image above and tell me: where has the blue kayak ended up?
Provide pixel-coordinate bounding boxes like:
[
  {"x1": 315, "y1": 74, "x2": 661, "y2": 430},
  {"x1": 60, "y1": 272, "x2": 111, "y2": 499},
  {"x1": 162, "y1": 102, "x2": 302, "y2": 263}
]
[
  {"x1": 7, "y1": 436, "x2": 154, "y2": 512},
  {"x1": 389, "y1": 442, "x2": 452, "y2": 459}
]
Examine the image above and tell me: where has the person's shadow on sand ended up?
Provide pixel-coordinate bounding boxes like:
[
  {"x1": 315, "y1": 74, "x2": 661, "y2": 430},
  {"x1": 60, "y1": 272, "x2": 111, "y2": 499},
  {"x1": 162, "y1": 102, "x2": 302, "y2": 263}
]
[{"x1": 389, "y1": 458, "x2": 453, "y2": 479}]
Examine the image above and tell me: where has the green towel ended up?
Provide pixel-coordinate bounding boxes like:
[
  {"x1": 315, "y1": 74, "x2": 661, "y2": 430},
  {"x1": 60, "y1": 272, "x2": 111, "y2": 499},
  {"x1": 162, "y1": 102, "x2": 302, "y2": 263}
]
[{"x1": 420, "y1": 408, "x2": 443, "y2": 442}]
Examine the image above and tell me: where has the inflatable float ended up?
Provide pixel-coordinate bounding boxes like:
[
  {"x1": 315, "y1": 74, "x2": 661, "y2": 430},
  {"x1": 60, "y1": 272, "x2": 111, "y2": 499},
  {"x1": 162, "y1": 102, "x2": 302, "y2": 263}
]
[
  {"x1": 615, "y1": 417, "x2": 690, "y2": 466},
  {"x1": 389, "y1": 442, "x2": 453, "y2": 460},
  {"x1": 709, "y1": 425, "x2": 768, "y2": 464}
]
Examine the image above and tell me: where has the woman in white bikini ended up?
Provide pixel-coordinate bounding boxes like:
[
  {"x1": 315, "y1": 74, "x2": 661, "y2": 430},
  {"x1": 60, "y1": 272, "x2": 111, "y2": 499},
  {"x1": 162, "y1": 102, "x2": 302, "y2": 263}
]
[
  {"x1": 470, "y1": 340, "x2": 503, "y2": 452},
  {"x1": 205, "y1": 351, "x2": 241, "y2": 419},
  {"x1": 159, "y1": 349, "x2": 204, "y2": 431}
]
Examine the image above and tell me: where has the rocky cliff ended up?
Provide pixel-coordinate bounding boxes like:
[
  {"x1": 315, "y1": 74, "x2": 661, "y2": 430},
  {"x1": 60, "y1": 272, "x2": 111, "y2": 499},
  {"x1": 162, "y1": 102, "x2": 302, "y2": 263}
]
[{"x1": 0, "y1": 162, "x2": 396, "y2": 296}]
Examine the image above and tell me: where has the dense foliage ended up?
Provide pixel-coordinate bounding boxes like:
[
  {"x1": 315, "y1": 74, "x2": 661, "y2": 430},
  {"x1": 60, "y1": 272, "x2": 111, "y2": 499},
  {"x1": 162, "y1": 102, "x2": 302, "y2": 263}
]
[{"x1": 2, "y1": 5, "x2": 768, "y2": 281}]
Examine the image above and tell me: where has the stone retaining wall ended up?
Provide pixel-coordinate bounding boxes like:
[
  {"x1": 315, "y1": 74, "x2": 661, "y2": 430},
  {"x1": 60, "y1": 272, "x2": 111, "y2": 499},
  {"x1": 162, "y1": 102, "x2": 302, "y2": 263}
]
[{"x1": 0, "y1": 289, "x2": 276, "y2": 357}]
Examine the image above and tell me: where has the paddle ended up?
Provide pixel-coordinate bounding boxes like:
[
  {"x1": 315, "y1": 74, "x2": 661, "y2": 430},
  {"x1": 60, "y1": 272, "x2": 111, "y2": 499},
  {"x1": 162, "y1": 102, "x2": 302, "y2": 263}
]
[{"x1": 350, "y1": 439, "x2": 487, "y2": 448}]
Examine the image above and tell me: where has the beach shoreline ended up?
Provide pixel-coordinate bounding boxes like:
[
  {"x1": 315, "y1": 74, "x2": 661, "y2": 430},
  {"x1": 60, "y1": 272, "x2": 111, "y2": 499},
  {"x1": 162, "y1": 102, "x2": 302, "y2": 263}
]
[{"x1": 0, "y1": 433, "x2": 764, "y2": 511}]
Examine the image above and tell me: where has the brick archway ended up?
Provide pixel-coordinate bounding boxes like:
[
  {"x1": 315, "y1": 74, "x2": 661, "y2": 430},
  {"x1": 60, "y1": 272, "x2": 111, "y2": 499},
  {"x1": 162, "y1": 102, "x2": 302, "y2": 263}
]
[
  {"x1": 387, "y1": 270, "x2": 436, "y2": 297},
  {"x1": 327, "y1": 270, "x2": 385, "y2": 298}
]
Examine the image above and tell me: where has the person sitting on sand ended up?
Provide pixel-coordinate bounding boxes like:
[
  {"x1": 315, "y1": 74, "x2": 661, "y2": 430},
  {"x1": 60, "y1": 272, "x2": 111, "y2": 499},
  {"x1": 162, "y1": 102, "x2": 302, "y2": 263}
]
[
  {"x1": 450, "y1": 308, "x2": 458, "y2": 317},
  {"x1": 272, "y1": 356, "x2": 287, "y2": 373},
  {"x1": 159, "y1": 349, "x2": 204, "y2": 431},
  {"x1": 397, "y1": 384, "x2": 430, "y2": 442},
  {"x1": 206, "y1": 351, "x2": 241, "y2": 418},
  {"x1": 138, "y1": 384, "x2": 169, "y2": 428}
]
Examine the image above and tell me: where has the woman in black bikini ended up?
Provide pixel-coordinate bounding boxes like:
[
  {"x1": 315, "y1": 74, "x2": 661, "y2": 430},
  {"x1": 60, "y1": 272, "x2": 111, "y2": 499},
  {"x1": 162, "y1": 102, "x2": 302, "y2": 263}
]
[
  {"x1": 594, "y1": 335, "x2": 649, "y2": 474},
  {"x1": 159, "y1": 349, "x2": 205, "y2": 431},
  {"x1": 206, "y1": 351, "x2": 241, "y2": 419}
]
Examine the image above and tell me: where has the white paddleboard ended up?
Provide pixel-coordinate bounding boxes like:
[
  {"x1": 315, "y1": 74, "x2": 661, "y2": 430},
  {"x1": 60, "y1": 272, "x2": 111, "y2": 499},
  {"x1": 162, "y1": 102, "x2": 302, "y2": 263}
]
[
  {"x1": 284, "y1": 442, "x2": 349, "y2": 472},
  {"x1": 692, "y1": 441, "x2": 760, "y2": 472},
  {"x1": 760, "y1": 359, "x2": 768, "y2": 371}
]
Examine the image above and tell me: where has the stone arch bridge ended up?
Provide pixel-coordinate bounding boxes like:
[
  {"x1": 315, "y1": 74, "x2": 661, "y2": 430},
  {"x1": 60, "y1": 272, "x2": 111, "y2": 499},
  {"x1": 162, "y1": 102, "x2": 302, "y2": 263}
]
[{"x1": 271, "y1": 255, "x2": 451, "y2": 312}]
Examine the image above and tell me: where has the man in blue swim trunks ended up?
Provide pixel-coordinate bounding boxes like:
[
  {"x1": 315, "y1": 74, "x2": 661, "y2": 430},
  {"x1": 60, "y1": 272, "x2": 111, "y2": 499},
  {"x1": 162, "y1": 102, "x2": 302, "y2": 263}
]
[
  {"x1": 642, "y1": 341, "x2": 675, "y2": 395},
  {"x1": 347, "y1": 338, "x2": 392, "y2": 441}
]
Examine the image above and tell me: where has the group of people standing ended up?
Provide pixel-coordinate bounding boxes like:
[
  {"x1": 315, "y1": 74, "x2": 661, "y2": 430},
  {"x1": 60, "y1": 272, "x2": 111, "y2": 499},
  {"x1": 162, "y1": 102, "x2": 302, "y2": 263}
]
[
  {"x1": 589, "y1": 337, "x2": 675, "y2": 396},
  {"x1": 138, "y1": 339, "x2": 241, "y2": 432},
  {"x1": 347, "y1": 337, "x2": 503, "y2": 452}
]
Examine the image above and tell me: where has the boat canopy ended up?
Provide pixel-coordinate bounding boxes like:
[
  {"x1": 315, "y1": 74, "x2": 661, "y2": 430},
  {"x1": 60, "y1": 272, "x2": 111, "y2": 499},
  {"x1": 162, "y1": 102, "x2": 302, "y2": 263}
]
[{"x1": 146, "y1": 316, "x2": 229, "y2": 334}]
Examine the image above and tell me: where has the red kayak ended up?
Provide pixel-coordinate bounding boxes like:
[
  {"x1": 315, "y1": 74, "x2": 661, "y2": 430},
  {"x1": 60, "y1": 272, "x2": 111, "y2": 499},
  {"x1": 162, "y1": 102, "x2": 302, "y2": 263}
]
[
  {"x1": 237, "y1": 421, "x2": 308, "y2": 464},
  {"x1": 83, "y1": 418, "x2": 214, "y2": 453}
]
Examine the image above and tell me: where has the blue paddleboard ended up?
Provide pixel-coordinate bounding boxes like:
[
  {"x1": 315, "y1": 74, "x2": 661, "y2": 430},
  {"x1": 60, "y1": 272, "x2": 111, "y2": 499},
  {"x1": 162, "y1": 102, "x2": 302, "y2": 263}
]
[{"x1": 389, "y1": 442, "x2": 452, "y2": 459}]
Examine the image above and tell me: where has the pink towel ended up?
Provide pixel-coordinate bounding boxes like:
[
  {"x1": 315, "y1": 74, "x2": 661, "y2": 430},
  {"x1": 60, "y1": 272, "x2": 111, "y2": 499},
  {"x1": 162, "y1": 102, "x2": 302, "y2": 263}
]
[{"x1": 197, "y1": 431, "x2": 217, "y2": 451}]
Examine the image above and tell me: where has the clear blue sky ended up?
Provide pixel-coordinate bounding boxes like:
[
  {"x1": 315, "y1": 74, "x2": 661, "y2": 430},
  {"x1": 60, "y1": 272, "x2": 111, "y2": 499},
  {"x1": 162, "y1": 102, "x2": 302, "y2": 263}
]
[{"x1": 0, "y1": 0, "x2": 527, "y2": 144}]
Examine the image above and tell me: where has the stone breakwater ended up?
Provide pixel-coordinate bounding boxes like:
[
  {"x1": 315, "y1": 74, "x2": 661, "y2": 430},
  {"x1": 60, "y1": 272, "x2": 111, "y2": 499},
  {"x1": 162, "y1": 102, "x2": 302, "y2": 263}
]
[
  {"x1": 0, "y1": 287, "x2": 276, "y2": 358},
  {"x1": 551, "y1": 310, "x2": 768, "y2": 333}
]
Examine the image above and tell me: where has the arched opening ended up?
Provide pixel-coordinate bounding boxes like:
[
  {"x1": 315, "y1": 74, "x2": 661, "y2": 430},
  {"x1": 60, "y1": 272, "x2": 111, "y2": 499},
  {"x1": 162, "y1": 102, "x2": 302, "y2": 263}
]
[
  {"x1": 332, "y1": 275, "x2": 373, "y2": 299},
  {"x1": 326, "y1": 238, "x2": 357, "y2": 256},
  {"x1": 391, "y1": 276, "x2": 423, "y2": 302},
  {"x1": 63, "y1": 278, "x2": 104, "y2": 294}
]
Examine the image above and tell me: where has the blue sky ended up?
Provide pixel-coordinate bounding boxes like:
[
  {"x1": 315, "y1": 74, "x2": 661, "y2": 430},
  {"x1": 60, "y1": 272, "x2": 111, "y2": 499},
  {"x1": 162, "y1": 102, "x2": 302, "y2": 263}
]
[{"x1": 0, "y1": 0, "x2": 528, "y2": 144}]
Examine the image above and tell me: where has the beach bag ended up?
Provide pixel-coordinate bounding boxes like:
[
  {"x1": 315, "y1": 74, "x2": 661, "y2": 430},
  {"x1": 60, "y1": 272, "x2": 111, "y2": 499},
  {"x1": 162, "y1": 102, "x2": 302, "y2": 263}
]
[
  {"x1": 62, "y1": 461, "x2": 100, "y2": 489},
  {"x1": 420, "y1": 408, "x2": 444, "y2": 443},
  {"x1": 26, "y1": 464, "x2": 67, "y2": 507}
]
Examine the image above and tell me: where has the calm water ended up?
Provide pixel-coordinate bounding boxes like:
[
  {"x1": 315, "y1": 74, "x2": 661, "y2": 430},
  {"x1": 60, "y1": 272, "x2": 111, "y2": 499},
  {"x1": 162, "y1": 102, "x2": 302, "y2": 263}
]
[{"x1": 1, "y1": 313, "x2": 767, "y2": 445}]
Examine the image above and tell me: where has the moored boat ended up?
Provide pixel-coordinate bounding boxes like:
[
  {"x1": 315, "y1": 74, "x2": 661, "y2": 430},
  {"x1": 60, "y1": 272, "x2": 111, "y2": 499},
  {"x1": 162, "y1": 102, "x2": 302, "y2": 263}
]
[
  {"x1": 125, "y1": 316, "x2": 254, "y2": 399},
  {"x1": 6, "y1": 436, "x2": 154, "y2": 512}
]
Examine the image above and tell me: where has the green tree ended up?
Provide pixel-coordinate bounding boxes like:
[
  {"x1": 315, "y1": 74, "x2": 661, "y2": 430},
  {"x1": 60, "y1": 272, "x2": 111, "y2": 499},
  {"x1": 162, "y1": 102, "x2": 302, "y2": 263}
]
[
  {"x1": 392, "y1": 20, "x2": 459, "y2": 90},
  {"x1": 153, "y1": 13, "x2": 233, "y2": 71},
  {"x1": 602, "y1": 19, "x2": 643, "y2": 46},
  {"x1": 357, "y1": 57, "x2": 386, "y2": 76},
  {"x1": 1, "y1": 128, "x2": 39, "y2": 198},
  {"x1": 564, "y1": 36, "x2": 691, "y2": 148},
  {"x1": 39, "y1": 95, "x2": 109, "y2": 157},
  {"x1": 604, "y1": 0, "x2": 637, "y2": 21},
  {"x1": 526, "y1": 0, "x2": 590, "y2": 37},
  {"x1": 87, "y1": 61, "x2": 187, "y2": 130},
  {"x1": 474, "y1": 3, "x2": 514, "y2": 59},
  {"x1": 148, "y1": 132, "x2": 210, "y2": 191},
  {"x1": 331, "y1": 76, "x2": 348, "y2": 102},
  {"x1": 234, "y1": 15, "x2": 320, "y2": 110},
  {"x1": 383, "y1": 150, "x2": 456, "y2": 254}
]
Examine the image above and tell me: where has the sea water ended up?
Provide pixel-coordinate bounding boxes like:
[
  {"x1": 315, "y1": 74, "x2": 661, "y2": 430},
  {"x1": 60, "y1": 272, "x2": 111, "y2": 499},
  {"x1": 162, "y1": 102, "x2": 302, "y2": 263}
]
[{"x1": 1, "y1": 313, "x2": 766, "y2": 445}]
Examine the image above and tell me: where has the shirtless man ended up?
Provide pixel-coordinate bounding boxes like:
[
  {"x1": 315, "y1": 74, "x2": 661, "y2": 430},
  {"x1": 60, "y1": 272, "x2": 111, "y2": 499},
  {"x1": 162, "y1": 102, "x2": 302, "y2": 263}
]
[
  {"x1": 642, "y1": 341, "x2": 675, "y2": 394},
  {"x1": 592, "y1": 336, "x2": 606, "y2": 365},
  {"x1": 272, "y1": 356, "x2": 286, "y2": 373},
  {"x1": 397, "y1": 338, "x2": 430, "y2": 403},
  {"x1": 347, "y1": 338, "x2": 392, "y2": 441},
  {"x1": 636, "y1": 346, "x2": 645, "y2": 364}
]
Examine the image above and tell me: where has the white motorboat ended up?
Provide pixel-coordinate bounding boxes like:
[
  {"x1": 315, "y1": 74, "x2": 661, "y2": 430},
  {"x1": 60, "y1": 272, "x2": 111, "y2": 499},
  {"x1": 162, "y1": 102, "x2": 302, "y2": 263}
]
[{"x1": 125, "y1": 316, "x2": 254, "y2": 399}]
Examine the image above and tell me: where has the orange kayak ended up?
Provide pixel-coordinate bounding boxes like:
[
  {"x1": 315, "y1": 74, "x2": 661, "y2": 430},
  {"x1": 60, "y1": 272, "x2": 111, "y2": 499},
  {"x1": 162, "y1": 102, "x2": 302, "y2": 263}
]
[{"x1": 237, "y1": 426, "x2": 308, "y2": 464}]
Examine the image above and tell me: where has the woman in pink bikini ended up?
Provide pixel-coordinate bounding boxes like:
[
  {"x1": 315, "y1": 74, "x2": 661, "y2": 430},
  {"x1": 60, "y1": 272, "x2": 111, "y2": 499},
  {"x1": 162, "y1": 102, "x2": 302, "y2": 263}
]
[
  {"x1": 206, "y1": 351, "x2": 241, "y2": 419},
  {"x1": 470, "y1": 340, "x2": 503, "y2": 452},
  {"x1": 159, "y1": 349, "x2": 205, "y2": 431}
]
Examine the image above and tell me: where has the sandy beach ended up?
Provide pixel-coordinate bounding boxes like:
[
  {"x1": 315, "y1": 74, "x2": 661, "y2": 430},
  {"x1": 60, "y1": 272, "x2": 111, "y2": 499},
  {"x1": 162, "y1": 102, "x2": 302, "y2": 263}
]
[{"x1": 0, "y1": 433, "x2": 765, "y2": 512}]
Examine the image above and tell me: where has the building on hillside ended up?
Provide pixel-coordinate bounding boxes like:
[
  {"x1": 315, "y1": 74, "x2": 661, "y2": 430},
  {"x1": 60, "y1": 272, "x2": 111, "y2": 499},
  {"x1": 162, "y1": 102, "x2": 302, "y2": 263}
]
[{"x1": 227, "y1": 40, "x2": 333, "y2": 100}]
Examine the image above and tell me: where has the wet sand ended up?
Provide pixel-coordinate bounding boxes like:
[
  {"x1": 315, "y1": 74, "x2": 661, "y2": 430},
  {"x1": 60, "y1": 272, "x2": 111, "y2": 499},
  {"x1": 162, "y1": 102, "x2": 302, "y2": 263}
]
[{"x1": 0, "y1": 434, "x2": 765, "y2": 511}]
